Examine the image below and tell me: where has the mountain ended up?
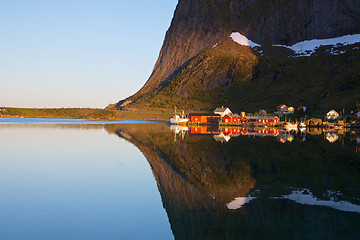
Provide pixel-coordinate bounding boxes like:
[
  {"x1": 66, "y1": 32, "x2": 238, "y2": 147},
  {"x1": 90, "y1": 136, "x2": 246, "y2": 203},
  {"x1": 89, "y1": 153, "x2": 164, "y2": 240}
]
[{"x1": 112, "y1": 0, "x2": 360, "y2": 113}]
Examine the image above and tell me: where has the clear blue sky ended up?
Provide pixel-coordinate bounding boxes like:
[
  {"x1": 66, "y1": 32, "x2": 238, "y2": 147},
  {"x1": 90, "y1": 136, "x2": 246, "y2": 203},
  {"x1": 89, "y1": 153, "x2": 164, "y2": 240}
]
[{"x1": 0, "y1": 0, "x2": 178, "y2": 108}]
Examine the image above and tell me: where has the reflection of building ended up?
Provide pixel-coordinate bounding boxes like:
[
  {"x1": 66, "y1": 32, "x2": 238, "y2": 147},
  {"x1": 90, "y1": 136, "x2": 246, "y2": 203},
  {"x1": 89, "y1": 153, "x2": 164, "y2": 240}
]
[
  {"x1": 277, "y1": 133, "x2": 294, "y2": 143},
  {"x1": 189, "y1": 126, "x2": 281, "y2": 142},
  {"x1": 214, "y1": 127, "x2": 280, "y2": 142},
  {"x1": 222, "y1": 127, "x2": 241, "y2": 135},
  {"x1": 188, "y1": 126, "x2": 220, "y2": 135},
  {"x1": 326, "y1": 132, "x2": 339, "y2": 143},
  {"x1": 244, "y1": 128, "x2": 279, "y2": 137},
  {"x1": 213, "y1": 133, "x2": 231, "y2": 142}
]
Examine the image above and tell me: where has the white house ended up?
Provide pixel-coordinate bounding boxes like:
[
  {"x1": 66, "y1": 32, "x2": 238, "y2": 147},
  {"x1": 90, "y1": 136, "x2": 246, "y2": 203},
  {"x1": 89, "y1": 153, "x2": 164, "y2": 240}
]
[
  {"x1": 326, "y1": 110, "x2": 339, "y2": 120},
  {"x1": 214, "y1": 107, "x2": 232, "y2": 117}
]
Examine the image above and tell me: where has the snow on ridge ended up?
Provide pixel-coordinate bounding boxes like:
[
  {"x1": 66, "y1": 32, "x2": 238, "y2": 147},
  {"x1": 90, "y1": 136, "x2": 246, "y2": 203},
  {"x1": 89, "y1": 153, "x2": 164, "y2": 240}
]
[
  {"x1": 217, "y1": 32, "x2": 360, "y2": 56},
  {"x1": 288, "y1": 34, "x2": 360, "y2": 55},
  {"x1": 230, "y1": 32, "x2": 260, "y2": 48}
]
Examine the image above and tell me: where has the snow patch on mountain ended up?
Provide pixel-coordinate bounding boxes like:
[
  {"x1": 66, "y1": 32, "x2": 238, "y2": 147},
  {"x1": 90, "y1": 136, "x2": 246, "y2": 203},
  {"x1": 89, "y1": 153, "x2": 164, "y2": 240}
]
[
  {"x1": 228, "y1": 32, "x2": 360, "y2": 56},
  {"x1": 230, "y1": 32, "x2": 260, "y2": 48},
  {"x1": 275, "y1": 34, "x2": 360, "y2": 56}
]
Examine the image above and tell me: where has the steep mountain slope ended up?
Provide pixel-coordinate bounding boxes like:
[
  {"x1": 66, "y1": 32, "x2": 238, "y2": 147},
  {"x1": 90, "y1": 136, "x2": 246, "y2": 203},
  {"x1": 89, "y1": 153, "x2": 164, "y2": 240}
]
[{"x1": 113, "y1": 0, "x2": 360, "y2": 112}]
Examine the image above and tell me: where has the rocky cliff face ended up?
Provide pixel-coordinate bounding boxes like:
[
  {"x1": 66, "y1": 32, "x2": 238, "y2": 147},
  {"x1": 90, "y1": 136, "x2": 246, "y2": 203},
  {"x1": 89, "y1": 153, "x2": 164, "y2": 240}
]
[{"x1": 115, "y1": 0, "x2": 360, "y2": 110}]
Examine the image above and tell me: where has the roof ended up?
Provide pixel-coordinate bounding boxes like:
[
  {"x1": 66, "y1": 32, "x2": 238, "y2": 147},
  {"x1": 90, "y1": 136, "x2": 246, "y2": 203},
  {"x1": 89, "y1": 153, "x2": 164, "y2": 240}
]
[
  {"x1": 277, "y1": 104, "x2": 287, "y2": 109},
  {"x1": 327, "y1": 109, "x2": 339, "y2": 115},
  {"x1": 232, "y1": 114, "x2": 241, "y2": 118},
  {"x1": 214, "y1": 107, "x2": 231, "y2": 113},
  {"x1": 249, "y1": 116, "x2": 279, "y2": 120},
  {"x1": 188, "y1": 113, "x2": 221, "y2": 117}
]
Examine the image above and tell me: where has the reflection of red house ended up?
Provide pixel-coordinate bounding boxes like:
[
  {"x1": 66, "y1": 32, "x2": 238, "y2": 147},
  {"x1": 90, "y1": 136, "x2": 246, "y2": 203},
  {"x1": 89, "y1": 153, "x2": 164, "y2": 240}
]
[
  {"x1": 256, "y1": 128, "x2": 279, "y2": 137},
  {"x1": 241, "y1": 128, "x2": 249, "y2": 135},
  {"x1": 222, "y1": 127, "x2": 231, "y2": 136},
  {"x1": 221, "y1": 127, "x2": 241, "y2": 136},
  {"x1": 231, "y1": 127, "x2": 241, "y2": 134}
]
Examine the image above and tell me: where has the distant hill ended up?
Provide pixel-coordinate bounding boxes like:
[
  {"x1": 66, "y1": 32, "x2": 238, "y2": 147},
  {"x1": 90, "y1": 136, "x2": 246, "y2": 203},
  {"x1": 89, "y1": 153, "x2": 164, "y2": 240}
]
[{"x1": 111, "y1": 0, "x2": 360, "y2": 113}]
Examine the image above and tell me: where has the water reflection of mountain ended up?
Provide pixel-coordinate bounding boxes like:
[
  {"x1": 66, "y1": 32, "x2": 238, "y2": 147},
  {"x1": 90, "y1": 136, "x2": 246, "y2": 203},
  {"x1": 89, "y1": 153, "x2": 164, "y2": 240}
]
[{"x1": 106, "y1": 124, "x2": 360, "y2": 239}]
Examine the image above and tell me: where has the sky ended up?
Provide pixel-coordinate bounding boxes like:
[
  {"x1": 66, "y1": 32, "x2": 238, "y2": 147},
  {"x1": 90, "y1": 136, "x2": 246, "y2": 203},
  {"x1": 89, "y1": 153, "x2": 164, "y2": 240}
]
[{"x1": 0, "y1": 0, "x2": 178, "y2": 108}]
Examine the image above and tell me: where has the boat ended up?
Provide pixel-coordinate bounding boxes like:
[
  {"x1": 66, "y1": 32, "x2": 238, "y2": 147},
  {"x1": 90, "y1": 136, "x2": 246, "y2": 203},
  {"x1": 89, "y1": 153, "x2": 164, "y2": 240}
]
[{"x1": 170, "y1": 110, "x2": 189, "y2": 125}]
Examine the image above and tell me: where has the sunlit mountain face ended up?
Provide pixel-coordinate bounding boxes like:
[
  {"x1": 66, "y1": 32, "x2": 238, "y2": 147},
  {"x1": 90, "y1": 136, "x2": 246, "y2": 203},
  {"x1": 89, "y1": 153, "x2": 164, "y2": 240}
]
[{"x1": 108, "y1": 124, "x2": 360, "y2": 240}]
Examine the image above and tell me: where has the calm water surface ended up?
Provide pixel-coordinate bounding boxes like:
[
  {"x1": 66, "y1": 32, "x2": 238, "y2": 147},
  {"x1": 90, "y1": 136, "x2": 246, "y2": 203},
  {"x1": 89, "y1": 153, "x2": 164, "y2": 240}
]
[
  {"x1": 0, "y1": 119, "x2": 172, "y2": 240},
  {"x1": 1, "y1": 118, "x2": 360, "y2": 239}
]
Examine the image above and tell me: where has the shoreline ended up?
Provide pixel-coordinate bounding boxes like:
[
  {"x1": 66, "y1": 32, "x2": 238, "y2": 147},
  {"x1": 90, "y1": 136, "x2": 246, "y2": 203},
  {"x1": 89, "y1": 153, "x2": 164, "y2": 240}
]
[{"x1": 1, "y1": 108, "x2": 173, "y2": 122}]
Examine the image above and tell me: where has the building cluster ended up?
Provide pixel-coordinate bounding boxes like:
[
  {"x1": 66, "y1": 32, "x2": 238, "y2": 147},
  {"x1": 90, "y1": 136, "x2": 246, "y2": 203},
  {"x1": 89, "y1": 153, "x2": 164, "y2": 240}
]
[
  {"x1": 275, "y1": 105, "x2": 295, "y2": 114},
  {"x1": 188, "y1": 107, "x2": 279, "y2": 125}
]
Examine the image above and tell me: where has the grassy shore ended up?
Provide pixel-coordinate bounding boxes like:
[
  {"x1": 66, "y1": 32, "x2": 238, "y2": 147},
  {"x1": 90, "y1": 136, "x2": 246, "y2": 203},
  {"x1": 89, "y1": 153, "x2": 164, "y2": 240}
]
[{"x1": 2, "y1": 108, "x2": 174, "y2": 121}]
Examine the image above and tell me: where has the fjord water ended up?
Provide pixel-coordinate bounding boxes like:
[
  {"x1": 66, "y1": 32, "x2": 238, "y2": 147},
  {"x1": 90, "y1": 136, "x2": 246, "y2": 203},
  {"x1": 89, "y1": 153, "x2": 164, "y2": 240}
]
[
  {"x1": 1, "y1": 119, "x2": 360, "y2": 239},
  {"x1": 0, "y1": 121, "x2": 173, "y2": 240}
]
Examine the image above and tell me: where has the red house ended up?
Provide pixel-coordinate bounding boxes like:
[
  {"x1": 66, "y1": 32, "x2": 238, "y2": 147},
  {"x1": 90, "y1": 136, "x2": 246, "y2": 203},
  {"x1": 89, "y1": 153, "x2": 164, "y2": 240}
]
[
  {"x1": 222, "y1": 115, "x2": 232, "y2": 123},
  {"x1": 188, "y1": 113, "x2": 221, "y2": 124},
  {"x1": 222, "y1": 113, "x2": 241, "y2": 123},
  {"x1": 241, "y1": 116, "x2": 249, "y2": 123},
  {"x1": 232, "y1": 114, "x2": 241, "y2": 123},
  {"x1": 249, "y1": 116, "x2": 280, "y2": 124}
]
